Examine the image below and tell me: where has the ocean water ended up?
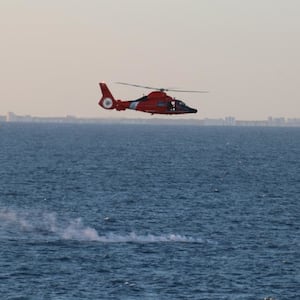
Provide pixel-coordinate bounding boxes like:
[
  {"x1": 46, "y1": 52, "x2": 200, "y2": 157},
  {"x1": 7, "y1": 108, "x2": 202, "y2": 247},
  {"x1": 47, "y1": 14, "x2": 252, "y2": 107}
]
[{"x1": 0, "y1": 123, "x2": 299, "y2": 300}]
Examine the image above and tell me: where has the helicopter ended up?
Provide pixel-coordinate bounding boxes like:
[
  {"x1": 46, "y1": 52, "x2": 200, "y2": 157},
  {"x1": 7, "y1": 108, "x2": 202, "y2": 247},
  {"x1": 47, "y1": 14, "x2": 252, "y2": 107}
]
[{"x1": 98, "y1": 82, "x2": 207, "y2": 115}]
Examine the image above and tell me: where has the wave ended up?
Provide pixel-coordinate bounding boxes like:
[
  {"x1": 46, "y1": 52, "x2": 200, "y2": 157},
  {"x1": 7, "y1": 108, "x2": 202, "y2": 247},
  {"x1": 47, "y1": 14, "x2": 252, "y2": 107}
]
[{"x1": 0, "y1": 208, "x2": 206, "y2": 244}]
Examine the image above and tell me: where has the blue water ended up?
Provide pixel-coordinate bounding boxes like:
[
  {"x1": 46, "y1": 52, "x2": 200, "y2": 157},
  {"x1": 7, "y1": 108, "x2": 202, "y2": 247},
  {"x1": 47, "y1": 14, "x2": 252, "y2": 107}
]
[{"x1": 0, "y1": 123, "x2": 299, "y2": 299}]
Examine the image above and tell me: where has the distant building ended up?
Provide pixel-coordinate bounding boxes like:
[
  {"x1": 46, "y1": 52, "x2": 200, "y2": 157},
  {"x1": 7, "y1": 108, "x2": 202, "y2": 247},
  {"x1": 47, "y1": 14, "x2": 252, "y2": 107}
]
[
  {"x1": 267, "y1": 116, "x2": 285, "y2": 126},
  {"x1": 203, "y1": 118, "x2": 224, "y2": 126},
  {"x1": 6, "y1": 112, "x2": 16, "y2": 122},
  {"x1": 236, "y1": 120, "x2": 268, "y2": 126},
  {"x1": 224, "y1": 116, "x2": 236, "y2": 126},
  {"x1": 7, "y1": 112, "x2": 33, "y2": 122},
  {"x1": 286, "y1": 118, "x2": 300, "y2": 127}
]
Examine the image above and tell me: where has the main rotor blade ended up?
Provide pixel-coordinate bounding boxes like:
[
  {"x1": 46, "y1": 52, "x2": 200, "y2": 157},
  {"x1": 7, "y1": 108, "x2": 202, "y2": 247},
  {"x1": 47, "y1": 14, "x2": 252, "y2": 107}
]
[
  {"x1": 165, "y1": 88, "x2": 208, "y2": 93},
  {"x1": 115, "y1": 82, "x2": 208, "y2": 93},
  {"x1": 116, "y1": 82, "x2": 158, "y2": 90}
]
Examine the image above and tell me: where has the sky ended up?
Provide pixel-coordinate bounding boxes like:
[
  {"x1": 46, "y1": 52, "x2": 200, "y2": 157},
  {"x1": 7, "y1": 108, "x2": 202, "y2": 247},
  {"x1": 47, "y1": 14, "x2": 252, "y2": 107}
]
[{"x1": 0, "y1": 0, "x2": 299, "y2": 120}]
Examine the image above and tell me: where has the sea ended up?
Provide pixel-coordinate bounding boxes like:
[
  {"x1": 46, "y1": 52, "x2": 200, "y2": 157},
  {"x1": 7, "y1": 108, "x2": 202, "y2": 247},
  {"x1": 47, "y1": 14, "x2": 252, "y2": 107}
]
[{"x1": 0, "y1": 122, "x2": 299, "y2": 300}]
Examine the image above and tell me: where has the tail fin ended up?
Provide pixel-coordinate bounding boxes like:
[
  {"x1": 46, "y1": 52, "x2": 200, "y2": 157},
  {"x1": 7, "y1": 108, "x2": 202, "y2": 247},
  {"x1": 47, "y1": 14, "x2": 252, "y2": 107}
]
[{"x1": 98, "y1": 82, "x2": 117, "y2": 109}]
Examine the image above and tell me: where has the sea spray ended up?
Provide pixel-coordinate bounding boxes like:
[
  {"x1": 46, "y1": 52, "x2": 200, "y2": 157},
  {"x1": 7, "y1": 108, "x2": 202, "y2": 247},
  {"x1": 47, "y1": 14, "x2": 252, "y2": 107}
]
[{"x1": 0, "y1": 208, "x2": 206, "y2": 244}]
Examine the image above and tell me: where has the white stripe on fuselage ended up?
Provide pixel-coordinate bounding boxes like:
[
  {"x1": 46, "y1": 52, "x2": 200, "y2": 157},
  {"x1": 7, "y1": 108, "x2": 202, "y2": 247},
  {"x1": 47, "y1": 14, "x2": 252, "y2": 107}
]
[{"x1": 129, "y1": 102, "x2": 138, "y2": 110}]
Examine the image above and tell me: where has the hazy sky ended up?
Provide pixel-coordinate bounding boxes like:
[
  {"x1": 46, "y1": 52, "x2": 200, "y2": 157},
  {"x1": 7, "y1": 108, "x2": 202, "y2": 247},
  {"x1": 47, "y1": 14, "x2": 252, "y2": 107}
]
[{"x1": 0, "y1": 0, "x2": 299, "y2": 119}]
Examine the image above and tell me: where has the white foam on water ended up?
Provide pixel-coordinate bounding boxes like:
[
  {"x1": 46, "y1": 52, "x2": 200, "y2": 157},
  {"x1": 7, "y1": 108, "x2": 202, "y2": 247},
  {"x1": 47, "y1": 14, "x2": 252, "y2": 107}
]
[
  {"x1": 0, "y1": 208, "x2": 32, "y2": 231},
  {"x1": 61, "y1": 218, "x2": 101, "y2": 241},
  {"x1": 0, "y1": 208, "x2": 205, "y2": 244},
  {"x1": 71, "y1": 231, "x2": 205, "y2": 243},
  {"x1": 60, "y1": 218, "x2": 204, "y2": 243}
]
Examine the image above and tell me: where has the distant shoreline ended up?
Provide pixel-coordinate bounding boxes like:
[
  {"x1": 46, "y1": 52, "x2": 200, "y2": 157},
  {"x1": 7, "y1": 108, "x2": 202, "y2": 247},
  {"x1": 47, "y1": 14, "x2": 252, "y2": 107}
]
[{"x1": 1, "y1": 113, "x2": 300, "y2": 127}]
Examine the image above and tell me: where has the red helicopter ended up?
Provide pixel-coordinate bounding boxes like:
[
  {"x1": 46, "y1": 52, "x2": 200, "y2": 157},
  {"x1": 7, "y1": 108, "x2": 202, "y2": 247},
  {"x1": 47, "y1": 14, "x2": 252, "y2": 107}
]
[{"x1": 98, "y1": 82, "x2": 207, "y2": 115}]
